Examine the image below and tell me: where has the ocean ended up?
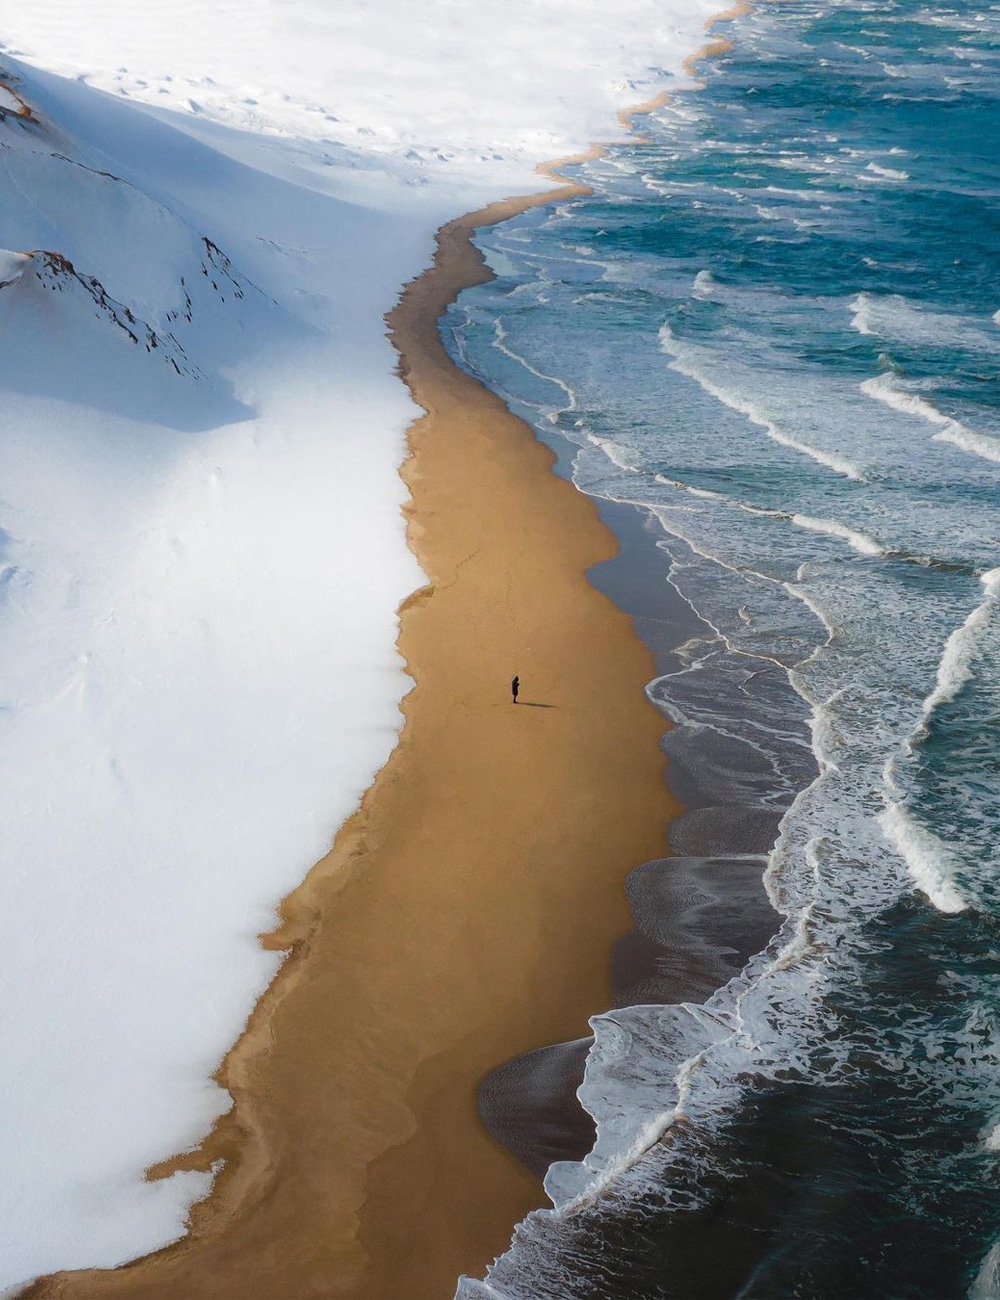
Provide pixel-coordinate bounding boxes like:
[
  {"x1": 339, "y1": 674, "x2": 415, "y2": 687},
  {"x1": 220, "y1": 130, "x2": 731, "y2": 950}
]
[{"x1": 447, "y1": 1, "x2": 1000, "y2": 1295}]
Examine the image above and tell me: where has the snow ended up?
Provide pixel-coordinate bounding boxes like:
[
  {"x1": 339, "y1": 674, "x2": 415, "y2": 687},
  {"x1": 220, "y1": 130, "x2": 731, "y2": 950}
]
[
  {"x1": 0, "y1": 0, "x2": 722, "y2": 1290},
  {"x1": 0, "y1": 248, "x2": 30, "y2": 286},
  {"x1": 2, "y1": 1, "x2": 717, "y2": 194}
]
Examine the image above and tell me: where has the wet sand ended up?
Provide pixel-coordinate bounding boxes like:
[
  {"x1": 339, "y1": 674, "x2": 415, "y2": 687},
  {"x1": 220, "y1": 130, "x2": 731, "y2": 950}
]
[
  {"x1": 26, "y1": 186, "x2": 679, "y2": 1300},
  {"x1": 476, "y1": 501, "x2": 785, "y2": 1175}
]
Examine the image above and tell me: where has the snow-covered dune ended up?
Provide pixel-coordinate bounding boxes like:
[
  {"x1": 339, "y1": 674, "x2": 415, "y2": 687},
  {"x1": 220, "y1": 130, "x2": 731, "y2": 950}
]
[
  {"x1": 0, "y1": 62, "x2": 430, "y2": 1287},
  {"x1": 0, "y1": 3, "x2": 720, "y2": 1289}
]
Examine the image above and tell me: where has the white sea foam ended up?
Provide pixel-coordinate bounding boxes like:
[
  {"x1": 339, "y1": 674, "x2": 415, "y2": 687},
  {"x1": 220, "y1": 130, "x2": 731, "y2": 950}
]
[
  {"x1": 491, "y1": 320, "x2": 578, "y2": 413},
  {"x1": 921, "y1": 568, "x2": 1000, "y2": 717},
  {"x1": 654, "y1": 472, "x2": 723, "y2": 499},
  {"x1": 770, "y1": 899, "x2": 816, "y2": 966},
  {"x1": 970, "y1": 1242, "x2": 1000, "y2": 1300},
  {"x1": 455, "y1": 1279, "x2": 509, "y2": 1300},
  {"x1": 546, "y1": 1107, "x2": 678, "y2": 1209},
  {"x1": 932, "y1": 422, "x2": 1000, "y2": 465},
  {"x1": 589, "y1": 433, "x2": 641, "y2": 472},
  {"x1": 879, "y1": 801, "x2": 968, "y2": 914},
  {"x1": 646, "y1": 504, "x2": 788, "y2": 595},
  {"x1": 850, "y1": 292, "x2": 877, "y2": 335},
  {"x1": 861, "y1": 372, "x2": 1000, "y2": 465},
  {"x1": 863, "y1": 161, "x2": 910, "y2": 180},
  {"x1": 805, "y1": 692, "x2": 848, "y2": 773},
  {"x1": 851, "y1": 294, "x2": 1000, "y2": 355},
  {"x1": 790, "y1": 513, "x2": 884, "y2": 556},
  {"x1": 764, "y1": 184, "x2": 828, "y2": 199},
  {"x1": 545, "y1": 1003, "x2": 733, "y2": 1210},
  {"x1": 660, "y1": 324, "x2": 866, "y2": 480},
  {"x1": 862, "y1": 372, "x2": 947, "y2": 422},
  {"x1": 873, "y1": 570, "x2": 1000, "y2": 917}
]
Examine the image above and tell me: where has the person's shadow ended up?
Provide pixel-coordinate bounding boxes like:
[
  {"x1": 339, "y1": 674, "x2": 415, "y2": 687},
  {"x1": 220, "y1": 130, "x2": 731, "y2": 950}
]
[{"x1": 517, "y1": 701, "x2": 557, "y2": 708}]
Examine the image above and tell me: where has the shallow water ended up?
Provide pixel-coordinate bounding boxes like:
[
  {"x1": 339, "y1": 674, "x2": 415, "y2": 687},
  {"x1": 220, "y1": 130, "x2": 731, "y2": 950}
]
[{"x1": 447, "y1": 1, "x2": 1000, "y2": 1294}]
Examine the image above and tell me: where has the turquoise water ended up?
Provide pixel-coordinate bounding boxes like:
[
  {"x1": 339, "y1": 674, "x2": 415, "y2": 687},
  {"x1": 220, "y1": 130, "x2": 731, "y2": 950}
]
[{"x1": 448, "y1": 2, "x2": 1000, "y2": 1295}]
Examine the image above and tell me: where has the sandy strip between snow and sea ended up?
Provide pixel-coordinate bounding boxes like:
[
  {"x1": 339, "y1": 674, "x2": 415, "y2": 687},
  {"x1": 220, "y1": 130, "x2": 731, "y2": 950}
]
[{"x1": 25, "y1": 186, "x2": 679, "y2": 1300}]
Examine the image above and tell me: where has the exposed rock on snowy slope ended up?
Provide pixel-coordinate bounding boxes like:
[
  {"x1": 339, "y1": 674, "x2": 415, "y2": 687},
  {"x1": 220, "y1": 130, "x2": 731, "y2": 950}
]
[
  {"x1": 0, "y1": 72, "x2": 32, "y2": 118},
  {"x1": 6, "y1": 248, "x2": 196, "y2": 371},
  {"x1": 0, "y1": 91, "x2": 304, "y2": 428}
]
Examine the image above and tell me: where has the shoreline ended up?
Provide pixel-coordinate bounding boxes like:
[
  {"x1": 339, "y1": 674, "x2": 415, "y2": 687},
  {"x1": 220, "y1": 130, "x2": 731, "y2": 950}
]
[
  {"x1": 24, "y1": 12, "x2": 753, "y2": 1299},
  {"x1": 27, "y1": 185, "x2": 678, "y2": 1300}
]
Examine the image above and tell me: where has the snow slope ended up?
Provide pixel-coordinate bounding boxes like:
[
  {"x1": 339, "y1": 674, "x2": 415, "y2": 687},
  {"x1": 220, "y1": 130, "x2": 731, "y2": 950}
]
[
  {"x1": 2, "y1": 1, "x2": 717, "y2": 194},
  {"x1": 0, "y1": 2, "x2": 720, "y2": 1289}
]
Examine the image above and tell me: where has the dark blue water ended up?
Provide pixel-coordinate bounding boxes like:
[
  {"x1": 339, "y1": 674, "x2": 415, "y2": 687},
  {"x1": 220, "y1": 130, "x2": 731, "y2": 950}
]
[{"x1": 448, "y1": 2, "x2": 1000, "y2": 1296}]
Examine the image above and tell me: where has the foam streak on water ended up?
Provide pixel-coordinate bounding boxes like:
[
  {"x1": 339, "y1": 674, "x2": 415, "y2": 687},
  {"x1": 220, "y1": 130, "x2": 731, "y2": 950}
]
[
  {"x1": 449, "y1": 1, "x2": 1000, "y2": 1294},
  {"x1": 861, "y1": 371, "x2": 1000, "y2": 467}
]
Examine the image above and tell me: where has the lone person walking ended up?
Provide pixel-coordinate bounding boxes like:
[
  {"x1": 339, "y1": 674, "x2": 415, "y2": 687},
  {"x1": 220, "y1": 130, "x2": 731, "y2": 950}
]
[{"x1": 511, "y1": 674, "x2": 519, "y2": 704}]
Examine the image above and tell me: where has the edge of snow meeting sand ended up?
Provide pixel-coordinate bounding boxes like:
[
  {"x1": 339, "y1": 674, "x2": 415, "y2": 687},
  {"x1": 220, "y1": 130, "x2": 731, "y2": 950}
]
[{"x1": 0, "y1": 0, "x2": 720, "y2": 1286}]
